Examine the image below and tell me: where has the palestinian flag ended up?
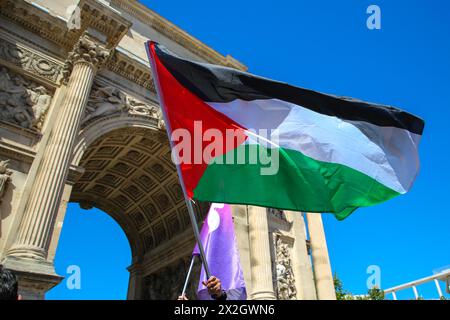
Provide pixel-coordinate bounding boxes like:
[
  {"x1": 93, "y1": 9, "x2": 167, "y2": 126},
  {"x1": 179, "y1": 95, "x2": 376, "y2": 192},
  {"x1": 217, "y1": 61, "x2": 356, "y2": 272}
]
[{"x1": 146, "y1": 42, "x2": 424, "y2": 220}]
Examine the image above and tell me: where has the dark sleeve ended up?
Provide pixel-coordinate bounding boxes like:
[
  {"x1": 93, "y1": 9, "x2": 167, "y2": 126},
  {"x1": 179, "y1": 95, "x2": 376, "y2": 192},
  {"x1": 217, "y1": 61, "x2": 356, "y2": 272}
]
[{"x1": 212, "y1": 291, "x2": 227, "y2": 301}]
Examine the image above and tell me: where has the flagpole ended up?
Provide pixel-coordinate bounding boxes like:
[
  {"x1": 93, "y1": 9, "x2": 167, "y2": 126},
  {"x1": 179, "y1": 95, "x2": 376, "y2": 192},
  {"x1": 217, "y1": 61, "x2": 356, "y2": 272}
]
[
  {"x1": 146, "y1": 41, "x2": 212, "y2": 280},
  {"x1": 181, "y1": 255, "x2": 196, "y2": 297}
]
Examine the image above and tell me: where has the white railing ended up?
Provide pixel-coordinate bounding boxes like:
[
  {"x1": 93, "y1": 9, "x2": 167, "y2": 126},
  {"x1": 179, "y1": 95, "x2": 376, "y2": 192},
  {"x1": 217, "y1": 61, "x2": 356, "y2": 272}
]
[{"x1": 383, "y1": 269, "x2": 450, "y2": 300}]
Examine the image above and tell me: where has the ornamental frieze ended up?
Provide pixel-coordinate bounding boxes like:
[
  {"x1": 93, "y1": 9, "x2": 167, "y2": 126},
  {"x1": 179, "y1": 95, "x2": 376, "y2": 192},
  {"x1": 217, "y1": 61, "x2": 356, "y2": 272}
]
[
  {"x1": 0, "y1": 66, "x2": 53, "y2": 131},
  {"x1": 0, "y1": 39, "x2": 63, "y2": 83},
  {"x1": 82, "y1": 81, "x2": 161, "y2": 126}
]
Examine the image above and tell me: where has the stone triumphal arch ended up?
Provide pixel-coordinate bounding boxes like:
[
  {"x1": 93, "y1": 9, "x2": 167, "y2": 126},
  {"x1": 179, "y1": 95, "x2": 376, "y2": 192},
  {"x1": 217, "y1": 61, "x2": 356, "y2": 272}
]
[{"x1": 0, "y1": 0, "x2": 336, "y2": 299}]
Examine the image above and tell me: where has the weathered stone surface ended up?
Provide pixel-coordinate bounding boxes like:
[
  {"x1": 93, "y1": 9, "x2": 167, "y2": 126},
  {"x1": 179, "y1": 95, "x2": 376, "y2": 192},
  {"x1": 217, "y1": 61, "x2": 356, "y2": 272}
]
[
  {"x1": 82, "y1": 81, "x2": 160, "y2": 126},
  {"x1": 274, "y1": 236, "x2": 297, "y2": 300},
  {"x1": 143, "y1": 257, "x2": 201, "y2": 300},
  {"x1": 0, "y1": 39, "x2": 63, "y2": 83},
  {"x1": 0, "y1": 159, "x2": 12, "y2": 203},
  {"x1": 61, "y1": 33, "x2": 110, "y2": 82},
  {"x1": 0, "y1": 66, "x2": 53, "y2": 130}
]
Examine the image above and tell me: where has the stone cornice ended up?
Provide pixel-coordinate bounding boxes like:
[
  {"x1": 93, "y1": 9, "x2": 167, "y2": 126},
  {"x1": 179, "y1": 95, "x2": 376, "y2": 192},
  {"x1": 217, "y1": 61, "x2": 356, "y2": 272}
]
[
  {"x1": 78, "y1": 0, "x2": 132, "y2": 49},
  {"x1": 0, "y1": 140, "x2": 36, "y2": 165},
  {"x1": 0, "y1": 0, "x2": 247, "y2": 93},
  {"x1": 0, "y1": 121, "x2": 42, "y2": 146},
  {"x1": 0, "y1": 0, "x2": 79, "y2": 49},
  {"x1": 0, "y1": 0, "x2": 247, "y2": 99},
  {"x1": 106, "y1": 48, "x2": 155, "y2": 92},
  {"x1": 0, "y1": 0, "x2": 131, "y2": 51},
  {"x1": 110, "y1": 0, "x2": 247, "y2": 71}
]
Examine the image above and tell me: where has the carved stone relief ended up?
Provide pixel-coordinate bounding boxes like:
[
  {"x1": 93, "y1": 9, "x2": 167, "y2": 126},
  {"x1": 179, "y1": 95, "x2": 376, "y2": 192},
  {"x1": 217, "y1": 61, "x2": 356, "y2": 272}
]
[
  {"x1": 82, "y1": 81, "x2": 160, "y2": 126},
  {"x1": 0, "y1": 40, "x2": 63, "y2": 83},
  {"x1": 0, "y1": 66, "x2": 52, "y2": 130},
  {"x1": 268, "y1": 208, "x2": 286, "y2": 220},
  {"x1": 273, "y1": 236, "x2": 297, "y2": 300},
  {"x1": 61, "y1": 34, "x2": 110, "y2": 83},
  {"x1": 143, "y1": 256, "x2": 201, "y2": 300},
  {"x1": 0, "y1": 160, "x2": 12, "y2": 203}
]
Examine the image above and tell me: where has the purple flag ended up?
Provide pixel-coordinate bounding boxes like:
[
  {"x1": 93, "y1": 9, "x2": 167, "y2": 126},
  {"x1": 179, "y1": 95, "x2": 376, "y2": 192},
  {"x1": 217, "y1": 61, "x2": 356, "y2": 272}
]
[{"x1": 193, "y1": 203, "x2": 247, "y2": 300}]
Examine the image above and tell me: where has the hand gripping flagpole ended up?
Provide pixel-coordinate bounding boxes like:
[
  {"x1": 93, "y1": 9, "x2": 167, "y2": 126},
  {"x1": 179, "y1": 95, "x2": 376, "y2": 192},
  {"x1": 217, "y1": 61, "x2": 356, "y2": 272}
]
[{"x1": 146, "y1": 41, "x2": 212, "y2": 280}]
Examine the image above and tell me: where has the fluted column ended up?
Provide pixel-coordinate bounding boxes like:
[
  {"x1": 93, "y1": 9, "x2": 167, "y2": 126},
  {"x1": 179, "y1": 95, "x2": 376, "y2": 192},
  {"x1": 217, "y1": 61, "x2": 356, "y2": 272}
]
[
  {"x1": 248, "y1": 205, "x2": 276, "y2": 300},
  {"x1": 6, "y1": 35, "x2": 110, "y2": 260},
  {"x1": 306, "y1": 213, "x2": 336, "y2": 300},
  {"x1": 285, "y1": 211, "x2": 317, "y2": 299}
]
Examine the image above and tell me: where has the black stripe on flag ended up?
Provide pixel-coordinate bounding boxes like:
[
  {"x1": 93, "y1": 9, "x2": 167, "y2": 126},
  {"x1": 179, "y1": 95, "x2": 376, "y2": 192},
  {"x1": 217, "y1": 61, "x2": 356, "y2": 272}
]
[{"x1": 155, "y1": 44, "x2": 424, "y2": 135}]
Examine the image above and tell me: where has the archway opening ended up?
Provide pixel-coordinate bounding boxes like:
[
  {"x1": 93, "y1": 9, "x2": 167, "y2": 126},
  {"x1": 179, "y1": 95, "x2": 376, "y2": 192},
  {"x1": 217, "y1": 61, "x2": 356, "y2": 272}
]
[
  {"x1": 64, "y1": 124, "x2": 209, "y2": 299},
  {"x1": 47, "y1": 203, "x2": 131, "y2": 299}
]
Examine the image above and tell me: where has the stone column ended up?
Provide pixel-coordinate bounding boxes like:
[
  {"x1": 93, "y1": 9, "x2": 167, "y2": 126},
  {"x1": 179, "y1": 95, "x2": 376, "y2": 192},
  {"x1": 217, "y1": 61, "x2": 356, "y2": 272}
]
[
  {"x1": 5, "y1": 35, "x2": 109, "y2": 264},
  {"x1": 47, "y1": 183, "x2": 74, "y2": 263},
  {"x1": 306, "y1": 213, "x2": 336, "y2": 300},
  {"x1": 230, "y1": 205, "x2": 252, "y2": 295},
  {"x1": 285, "y1": 211, "x2": 317, "y2": 299},
  {"x1": 247, "y1": 205, "x2": 276, "y2": 300},
  {"x1": 127, "y1": 263, "x2": 143, "y2": 300}
]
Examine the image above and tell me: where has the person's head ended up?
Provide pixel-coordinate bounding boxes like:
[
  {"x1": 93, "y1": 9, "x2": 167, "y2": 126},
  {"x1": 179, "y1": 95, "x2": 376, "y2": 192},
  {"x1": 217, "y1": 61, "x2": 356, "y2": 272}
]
[{"x1": 0, "y1": 265, "x2": 19, "y2": 300}]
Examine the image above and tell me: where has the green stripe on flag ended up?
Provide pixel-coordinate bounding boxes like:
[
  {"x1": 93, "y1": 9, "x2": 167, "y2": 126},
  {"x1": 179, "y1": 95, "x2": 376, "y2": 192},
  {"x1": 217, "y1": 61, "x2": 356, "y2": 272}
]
[{"x1": 193, "y1": 144, "x2": 400, "y2": 220}]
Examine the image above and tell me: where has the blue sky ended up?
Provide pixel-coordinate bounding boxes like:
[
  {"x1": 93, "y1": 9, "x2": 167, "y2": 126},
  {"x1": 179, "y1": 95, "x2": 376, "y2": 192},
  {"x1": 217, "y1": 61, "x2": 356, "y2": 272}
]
[{"x1": 48, "y1": 0, "x2": 450, "y2": 299}]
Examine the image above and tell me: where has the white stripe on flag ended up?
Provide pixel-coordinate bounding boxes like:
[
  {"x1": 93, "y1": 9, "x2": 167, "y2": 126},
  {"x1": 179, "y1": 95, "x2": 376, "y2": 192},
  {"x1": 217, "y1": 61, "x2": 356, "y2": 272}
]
[{"x1": 207, "y1": 99, "x2": 422, "y2": 193}]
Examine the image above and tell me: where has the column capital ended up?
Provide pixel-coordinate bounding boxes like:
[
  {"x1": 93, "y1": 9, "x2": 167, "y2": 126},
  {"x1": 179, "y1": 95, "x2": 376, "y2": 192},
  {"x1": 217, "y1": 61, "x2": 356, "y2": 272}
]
[{"x1": 61, "y1": 33, "x2": 111, "y2": 83}]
